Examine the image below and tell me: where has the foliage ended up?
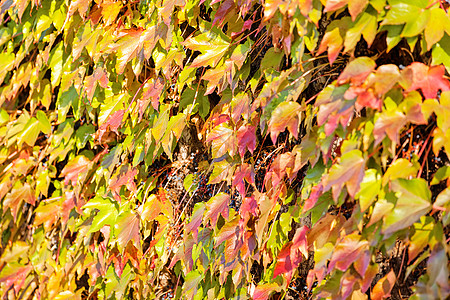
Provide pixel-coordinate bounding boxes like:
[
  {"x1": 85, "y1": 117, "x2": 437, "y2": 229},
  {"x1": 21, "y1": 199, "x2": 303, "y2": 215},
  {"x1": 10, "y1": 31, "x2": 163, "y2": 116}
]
[{"x1": 1, "y1": 0, "x2": 450, "y2": 299}]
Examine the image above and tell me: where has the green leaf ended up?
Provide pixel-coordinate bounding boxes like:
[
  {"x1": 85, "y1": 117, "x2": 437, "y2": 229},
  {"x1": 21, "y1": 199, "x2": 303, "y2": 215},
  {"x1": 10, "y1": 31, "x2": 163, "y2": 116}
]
[
  {"x1": 18, "y1": 117, "x2": 40, "y2": 147},
  {"x1": 36, "y1": 111, "x2": 51, "y2": 135},
  {"x1": 382, "y1": 179, "x2": 431, "y2": 235},
  {"x1": 356, "y1": 169, "x2": 381, "y2": 212},
  {"x1": 83, "y1": 197, "x2": 120, "y2": 233}
]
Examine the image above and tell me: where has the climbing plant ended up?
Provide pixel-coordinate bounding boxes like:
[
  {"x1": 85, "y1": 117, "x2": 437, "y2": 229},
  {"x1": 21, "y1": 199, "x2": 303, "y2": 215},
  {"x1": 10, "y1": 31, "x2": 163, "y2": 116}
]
[{"x1": 0, "y1": 0, "x2": 449, "y2": 299}]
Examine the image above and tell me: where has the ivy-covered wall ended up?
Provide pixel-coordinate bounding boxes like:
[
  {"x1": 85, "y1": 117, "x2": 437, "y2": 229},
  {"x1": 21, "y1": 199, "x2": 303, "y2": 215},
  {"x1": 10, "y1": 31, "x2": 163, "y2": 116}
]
[{"x1": 0, "y1": 0, "x2": 449, "y2": 299}]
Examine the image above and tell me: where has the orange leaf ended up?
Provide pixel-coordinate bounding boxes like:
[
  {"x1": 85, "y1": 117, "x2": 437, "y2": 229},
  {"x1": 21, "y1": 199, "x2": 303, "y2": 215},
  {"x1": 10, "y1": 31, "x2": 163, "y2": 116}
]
[{"x1": 371, "y1": 270, "x2": 396, "y2": 300}]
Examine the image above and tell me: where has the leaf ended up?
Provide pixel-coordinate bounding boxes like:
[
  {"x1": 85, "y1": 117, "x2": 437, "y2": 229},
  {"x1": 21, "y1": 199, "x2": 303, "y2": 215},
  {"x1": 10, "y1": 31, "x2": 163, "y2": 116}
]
[
  {"x1": 253, "y1": 282, "x2": 280, "y2": 300},
  {"x1": 268, "y1": 101, "x2": 301, "y2": 144},
  {"x1": 36, "y1": 111, "x2": 51, "y2": 135},
  {"x1": 236, "y1": 124, "x2": 256, "y2": 159},
  {"x1": 328, "y1": 233, "x2": 369, "y2": 272},
  {"x1": 204, "y1": 192, "x2": 230, "y2": 227},
  {"x1": 371, "y1": 270, "x2": 396, "y2": 300},
  {"x1": 382, "y1": 158, "x2": 418, "y2": 186},
  {"x1": 96, "y1": 109, "x2": 124, "y2": 143},
  {"x1": 373, "y1": 110, "x2": 407, "y2": 145},
  {"x1": 337, "y1": 57, "x2": 376, "y2": 85},
  {"x1": 370, "y1": 64, "x2": 401, "y2": 95},
  {"x1": 348, "y1": 0, "x2": 368, "y2": 21},
  {"x1": 206, "y1": 123, "x2": 235, "y2": 158},
  {"x1": 3, "y1": 182, "x2": 36, "y2": 221},
  {"x1": 317, "y1": 18, "x2": 351, "y2": 64},
  {"x1": 60, "y1": 155, "x2": 92, "y2": 186},
  {"x1": 324, "y1": 0, "x2": 348, "y2": 12},
  {"x1": 83, "y1": 197, "x2": 119, "y2": 233},
  {"x1": 356, "y1": 169, "x2": 381, "y2": 212},
  {"x1": 344, "y1": 11, "x2": 377, "y2": 51},
  {"x1": 109, "y1": 167, "x2": 137, "y2": 202},
  {"x1": 114, "y1": 211, "x2": 141, "y2": 253},
  {"x1": 140, "y1": 77, "x2": 165, "y2": 113},
  {"x1": 427, "y1": 245, "x2": 449, "y2": 290},
  {"x1": 323, "y1": 149, "x2": 365, "y2": 200},
  {"x1": 382, "y1": 179, "x2": 431, "y2": 235},
  {"x1": 183, "y1": 31, "x2": 230, "y2": 68},
  {"x1": 183, "y1": 270, "x2": 202, "y2": 300},
  {"x1": 424, "y1": 7, "x2": 450, "y2": 50},
  {"x1": 381, "y1": 2, "x2": 421, "y2": 25},
  {"x1": 0, "y1": 263, "x2": 33, "y2": 294},
  {"x1": 18, "y1": 117, "x2": 40, "y2": 147},
  {"x1": 400, "y1": 63, "x2": 450, "y2": 99},
  {"x1": 408, "y1": 217, "x2": 434, "y2": 263}
]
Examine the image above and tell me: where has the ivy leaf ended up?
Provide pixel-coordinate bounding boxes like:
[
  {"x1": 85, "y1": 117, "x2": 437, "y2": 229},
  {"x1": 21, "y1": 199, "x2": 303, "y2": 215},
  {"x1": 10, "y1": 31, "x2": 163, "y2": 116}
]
[
  {"x1": 60, "y1": 155, "x2": 92, "y2": 186},
  {"x1": 206, "y1": 123, "x2": 235, "y2": 158},
  {"x1": 140, "y1": 77, "x2": 164, "y2": 113},
  {"x1": 18, "y1": 117, "x2": 40, "y2": 147},
  {"x1": 253, "y1": 282, "x2": 280, "y2": 300},
  {"x1": 183, "y1": 31, "x2": 230, "y2": 68},
  {"x1": 268, "y1": 101, "x2": 301, "y2": 144},
  {"x1": 328, "y1": 233, "x2": 369, "y2": 272},
  {"x1": 424, "y1": 7, "x2": 450, "y2": 50},
  {"x1": 3, "y1": 182, "x2": 36, "y2": 221},
  {"x1": 317, "y1": 17, "x2": 351, "y2": 64},
  {"x1": 204, "y1": 192, "x2": 230, "y2": 227},
  {"x1": 382, "y1": 179, "x2": 431, "y2": 235},
  {"x1": 323, "y1": 149, "x2": 365, "y2": 200},
  {"x1": 83, "y1": 197, "x2": 119, "y2": 233},
  {"x1": 373, "y1": 110, "x2": 407, "y2": 145},
  {"x1": 109, "y1": 166, "x2": 137, "y2": 202},
  {"x1": 0, "y1": 263, "x2": 33, "y2": 295},
  {"x1": 114, "y1": 211, "x2": 141, "y2": 253},
  {"x1": 356, "y1": 169, "x2": 381, "y2": 212},
  {"x1": 408, "y1": 217, "x2": 434, "y2": 263},
  {"x1": 324, "y1": 0, "x2": 348, "y2": 13},
  {"x1": 337, "y1": 56, "x2": 376, "y2": 85},
  {"x1": 400, "y1": 63, "x2": 450, "y2": 99},
  {"x1": 236, "y1": 124, "x2": 256, "y2": 159},
  {"x1": 344, "y1": 10, "x2": 377, "y2": 51},
  {"x1": 96, "y1": 109, "x2": 124, "y2": 143},
  {"x1": 371, "y1": 270, "x2": 396, "y2": 300}
]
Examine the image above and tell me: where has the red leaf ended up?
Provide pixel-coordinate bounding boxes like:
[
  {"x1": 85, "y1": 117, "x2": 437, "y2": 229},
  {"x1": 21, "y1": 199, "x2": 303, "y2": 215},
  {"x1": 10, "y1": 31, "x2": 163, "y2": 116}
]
[
  {"x1": 337, "y1": 57, "x2": 376, "y2": 86},
  {"x1": 212, "y1": 0, "x2": 235, "y2": 27},
  {"x1": 60, "y1": 155, "x2": 92, "y2": 186},
  {"x1": 324, "y1": 0, "x2": 348, "y2": 12},
  {"x1": 232, "y1": 163, "x2": 254, "y2": 196},
  {"x1": 268, "y1": 101, "x2": 301, "y2": 144},
  {"x1": 361, "y1": 263, "x2": 378, "y2": 292},
  {"x1": 96, "y1": 109, "x2": 124, "y2": 143},
  {"x1": 323, "y1": 149, "x2": 365, "y2": 200},
  {"x1": 185, "y1": 203, "x2": 206, "y2": 241},
  {"x1": 273, "y1": 226, "x2": 308, "y2": 281},
  {"x1": 303, "y1": 183, "x2": 323, "y2": 212},
  {"x1": 139, "y1": 77, "x2": 164, "y2": 114},
  {"x1": 373, "y1": 110, "x2": 407, "y2": 145},
  {"x1": 236, "y1": 125, "x2": 256, "y2": 159},
  {"x1": 401, "y1": 63, "x2": 450, "y2": 99},
  {"x1": 84, "y1": 67, "x2": 108, "y2": 101},
  {"x1": 371, "y1": 270, "x2": 396, "y2": 300},
  {"x1": 328, "y1": 233, "x2": 369, "y2": 272},
  {"x1": 115, "y1": 212, "x2": 141, "y2": 252},
  {"x1": 109, "y1": 167, "x2": 137, "y2": 202},
  {"x1": 204, "y1": 192, "x2": 230, "y2": 227},
  {"x1": 239, "y1": 196, "x2": 258, "y2": 217},
  {"x1": 0, "y1": 264, "x2": 32, "y2": 294},
  {"x1": 206, "y1": 123, "x2": 236, "y2": 157},
  {"x1": 252, "y1": 282, "x2": 279, "y2": 300},
  {"x1": 264, "y1": 152, "x2": 296, "y2": 189},
  {"x1": 273, "y1": 243, "x2": 296, "y2": 279}
]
